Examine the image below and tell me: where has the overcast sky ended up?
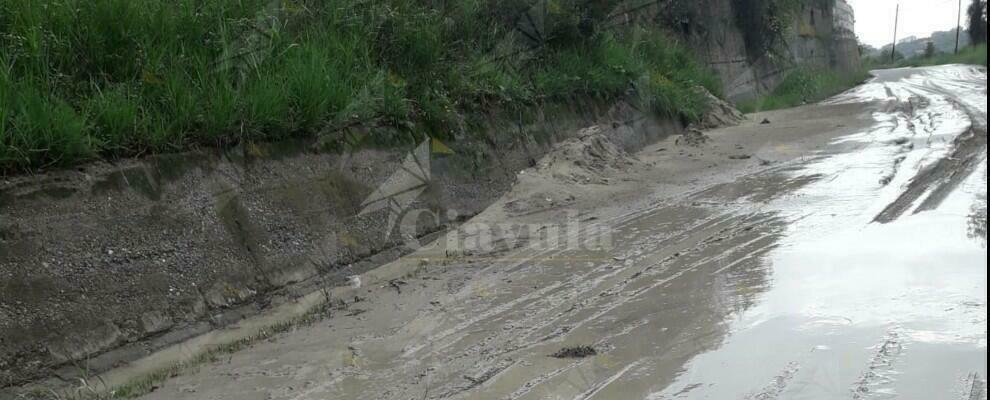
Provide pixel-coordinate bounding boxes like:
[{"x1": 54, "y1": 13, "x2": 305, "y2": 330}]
[{"x1": 849, "y1": 0, "x2": 966, "y2": 48}]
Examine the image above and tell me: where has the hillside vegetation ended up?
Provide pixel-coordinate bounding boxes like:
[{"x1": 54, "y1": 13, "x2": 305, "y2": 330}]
[
  {"x1": 740, "y1": 41, "x2": 988, "y2": 113},
  {"x1": 865, "y1": 28, "x2": 971, "y2": 59},
  {"x1": 0, "y1": 0, "x2": 722, "y2": 172},
  {"x1": 737, "y1": 67, "x2": 870, "y2": 113},
  {"x1": 884, "y1": 44, "x2": 988, "y2": 68}
]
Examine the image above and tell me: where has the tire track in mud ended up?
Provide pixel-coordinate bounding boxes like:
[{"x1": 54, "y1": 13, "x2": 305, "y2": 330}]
[
  {"x1": 517, "y1": 214, "x2": 779, "y2": 345},
  {"x1": 405, "y1": 213, "x2": 775, "y2": 398},
  {"x1": 496, "y1": 223, "x2": 783, "y2": 399},
  {"x1": 967, "y1": 373, "x2": 987, "y2": 400},
  {"x1": 346, "y1": 159, "x2": 822, "y2": 399},
  {"x1": 284, "y1": 203, "x2": 745, "y2": 399},
  {"x1": 743, "y1": 362, "x2": 801, "y2": 400},
  {"x1": 438, "y1": 210, "x2": 783, "y2": 399},
  {"x1": 912, "y1": 96, "x2": 987, "y2": 213},
  {"x1": 334, "y1": 182, "x2": 793, "y2": 399},
  {"x1": 850, "y1": 330, "x2": 905, "y2": 399},
  {"x1": 874, "y1": 70, "x2": 988, "y2": 223},
  {"x1": 403, "y1": 197, "x2": 764, "y2": 357},
  {"x1": 572, "y1": 361, "x2": 643, "y2": 400}
]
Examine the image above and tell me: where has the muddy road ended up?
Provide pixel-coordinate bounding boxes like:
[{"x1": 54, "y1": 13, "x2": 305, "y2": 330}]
[{"x1": 127, "y1": 65, "x2": 987, "y2": 400}]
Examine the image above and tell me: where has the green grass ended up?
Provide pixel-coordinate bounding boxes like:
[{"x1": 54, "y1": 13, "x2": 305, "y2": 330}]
[
  {"x1": 897, "y1": 43, "x2": 988, "y2": 68},
  {"x1": 863, "y1": 44, "x2": 988, "y2": 70},
  {"x1": 736, "y1": 66, "x2": 870, "y2": 113},
  {"x1": 0, "y1": 0, "x2": 720, "y2": 172}
]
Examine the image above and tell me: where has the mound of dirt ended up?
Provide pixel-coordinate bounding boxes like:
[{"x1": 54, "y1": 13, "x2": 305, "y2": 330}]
[
  {"x1": 696, "y1": 88, "x2": 745, "y2": 130},
  {"x1": 499, "y1": 126, "x2": 638, "y2": 216},
  {"x1": 530, "y1": 126, "x2": 640, "y2": 185},
  {"x1": 672, "y1": 88, "x2": 742, "y2": 148}
]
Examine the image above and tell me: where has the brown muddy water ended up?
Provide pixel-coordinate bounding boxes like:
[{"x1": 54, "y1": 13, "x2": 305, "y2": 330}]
[{"x1": 73, "y1": 65, "x2": 989, "y2": 400}]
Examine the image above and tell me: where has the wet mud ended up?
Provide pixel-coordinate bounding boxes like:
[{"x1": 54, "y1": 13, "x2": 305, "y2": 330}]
[{"x1": 19, "y1": 65, "x2": 985, "y2": 400}]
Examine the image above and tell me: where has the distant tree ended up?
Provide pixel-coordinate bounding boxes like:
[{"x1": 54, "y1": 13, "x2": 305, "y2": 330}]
[
  {"x1": 969, "y1": 0, "x2": 988, "y2": 44},
  {"x1": 924, "y1": 41, "x2": 936, "y2": 58}
]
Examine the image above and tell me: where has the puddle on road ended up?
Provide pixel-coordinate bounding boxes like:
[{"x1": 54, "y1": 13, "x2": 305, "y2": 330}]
[
  {"x1": 653, "y1": 68, "x2": 987, "y2": 400},
  {"x1": 655, "y1": 173, "x2": 987, "y2": 399}
]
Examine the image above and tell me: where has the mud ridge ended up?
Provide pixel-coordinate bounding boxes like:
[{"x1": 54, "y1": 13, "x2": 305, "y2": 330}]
[{"x1": 874, "y1": 97, "x2": 988, "y2": 223}]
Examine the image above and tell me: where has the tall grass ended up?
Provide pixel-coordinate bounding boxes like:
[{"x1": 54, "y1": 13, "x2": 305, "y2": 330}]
[
  {"x1": 736, "y1": 66, "x2": 870, "y2": 113},
  {"x1": 0, "y1": 0, "x2": 720, "y2": 172}
]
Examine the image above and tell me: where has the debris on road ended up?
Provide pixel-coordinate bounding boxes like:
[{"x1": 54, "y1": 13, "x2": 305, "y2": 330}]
[
  {"x1": 696, "y1": 87, "x2": 745, "y2": 129},
  {"x1": 550, "y1": 346, "x2": 598, "y2": 359},
  {"x1": 676, "y1": 128, "x2": 710, "y2": 147}
]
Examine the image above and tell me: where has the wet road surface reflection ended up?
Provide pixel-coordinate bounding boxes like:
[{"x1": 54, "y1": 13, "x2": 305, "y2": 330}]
[{"x1": 654, "y1": 65, "x2": 987, "y2": 400}]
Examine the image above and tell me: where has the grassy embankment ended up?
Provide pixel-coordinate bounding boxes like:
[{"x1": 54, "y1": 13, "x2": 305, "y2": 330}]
[
  {"x1": 736, "y1": 66, "x2": 871, "y2": 113},
  {"x1": 879, "y1": 43, "x2": 989, "y2": 68},
  {"x1": 0, "y1": 0, "x2": 721, "y2": 172}
]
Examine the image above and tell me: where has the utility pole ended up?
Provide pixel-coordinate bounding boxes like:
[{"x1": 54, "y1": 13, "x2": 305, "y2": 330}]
[
  {"x1": 891, "y1": 3, "x2": 900, "y2": 62},
  {"x1": 955, "y1": 0, "x2": 962, "y2": 53}
]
